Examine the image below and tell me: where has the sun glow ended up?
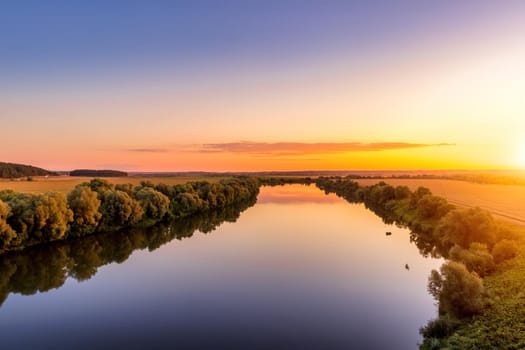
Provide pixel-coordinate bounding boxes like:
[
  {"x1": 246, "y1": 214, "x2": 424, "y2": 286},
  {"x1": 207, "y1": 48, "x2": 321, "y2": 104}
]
[{"x1": 515, "y1": 142, "x2": 525, "y2": 168}]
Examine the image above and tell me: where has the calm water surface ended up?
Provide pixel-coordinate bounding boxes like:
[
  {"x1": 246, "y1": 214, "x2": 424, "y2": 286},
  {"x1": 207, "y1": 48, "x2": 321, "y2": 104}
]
[{"x1": 0, "y1": 185, "x2": 441, "y2": 349}]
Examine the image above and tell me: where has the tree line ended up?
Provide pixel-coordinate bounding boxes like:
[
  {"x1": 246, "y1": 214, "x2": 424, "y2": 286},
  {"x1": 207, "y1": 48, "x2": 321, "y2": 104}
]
[
  {"x1": 0, "y1": 177, "x2": 259, "y2": 253},
  {"x1": 0, "y1": 161, "x2": 57, "y2": 178},
  {"x1": 69, "y1": 169, "x2": 128, "y2": 177},
  {"x1": 0, "y1": 197, "x2": 256, "y2": 307},
  {"x1": 315, "y1": 176, "x2": 520, "y2": 348}
]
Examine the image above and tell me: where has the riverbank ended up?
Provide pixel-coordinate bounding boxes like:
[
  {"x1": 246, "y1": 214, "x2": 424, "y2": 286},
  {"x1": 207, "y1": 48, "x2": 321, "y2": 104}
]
[{"x1": 316, "y1": 177, "x2": 525, "y2": 349}]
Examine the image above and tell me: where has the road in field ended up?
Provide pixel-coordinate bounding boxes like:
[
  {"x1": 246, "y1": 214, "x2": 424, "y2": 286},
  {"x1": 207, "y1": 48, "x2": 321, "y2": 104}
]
[{"x1": 357, "y1": 179, "x2": 525, "y2": 226}]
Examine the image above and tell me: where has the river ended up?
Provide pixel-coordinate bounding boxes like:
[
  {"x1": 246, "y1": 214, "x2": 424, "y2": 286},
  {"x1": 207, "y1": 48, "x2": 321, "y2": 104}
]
[{"x1": 0, "y1": 184, "x2": 441, "y2": 349}]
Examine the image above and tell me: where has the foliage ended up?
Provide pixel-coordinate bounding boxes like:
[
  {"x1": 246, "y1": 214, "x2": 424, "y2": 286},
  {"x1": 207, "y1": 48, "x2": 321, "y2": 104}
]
[
  {"x1": 449, "y1": 243, "x2": 495, "y2": 277},
  {"x1": 420, "y1": 317, "x2": 460, "y2": 341},
  {"x1": 0, "y1": 196, "x2": 257, "y2": 306},
  {"x1": 69, "y1": 169, "x2": 128, "y2": 177},
  {"x1": 0, "y1": 177, "x2": 260, "y2": 253},
  {"x1": 100, "y1": 190, "x2": 144, "y2": 228},
  {"x1": 135, "y1": 187, "x2": 170, "y2": 220},
  {"x1": 491, "y1": 239, "x2": 519, "y2": 264},
  {"x1": 314, "y1": 176, "x2": 525, "y2": 349},
  {"x1": 0, "y1": 161, "x2": 56, "y2": 178},
  {"x1": 67, "y1": 185, "x2": 102, "y2": 236},
  {"x1": 0, "y1": 200, "x2": 16, "y2": 249},
  {"x1": 85, "y1": 178, "x2": 114, "y2": 198},
  {"x1": 428, "y1": 261, "x2": 484, "y2": 319},
  {"x1": 436, "y1": 207, "x2": 497, "y2": 249}
]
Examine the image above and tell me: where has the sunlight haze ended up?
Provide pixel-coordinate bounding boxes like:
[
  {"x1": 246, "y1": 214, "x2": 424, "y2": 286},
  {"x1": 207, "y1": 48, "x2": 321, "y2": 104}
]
[{"x1": 1, "y1": 1, "x2": 524, "y2": 171}]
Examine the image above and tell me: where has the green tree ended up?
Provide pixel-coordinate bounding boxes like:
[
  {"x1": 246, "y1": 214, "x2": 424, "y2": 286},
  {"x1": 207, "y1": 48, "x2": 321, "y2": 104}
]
[
  {"x1": 67, "y1": 185, "x2": 102, "y2": 236},
  {"x1": 416, "y1": 195, "x2": 454, "y2": 220},
  {"x1": 0, "y1": 200, "x2": 16, "y2": 249},
  {"x1": 100, "y1": 190, "x2": 144, "y2": 228},
  {"x1": 492, "y1": 239, "x2": 519, "y2": 264},
  {"x1": 84, "y1": 178, "x2": 114, "y2": 198},
  {"x1": 0, "y1": 192, "x2": 72, "y2": 244},
  {"x1": 449, "y1": 243, "x2": 495, "y2": 277},
  {"x1": 135, "y1": 187, "x2": 170, "y2": 220},
  {"x1": 428, "y1": 261, "x2": 484, "y2": 319},
  {"x1": 33, "y1": 192, "x2": 74, "y2": 241},
  {"x1": 436, "y1": 207, "x2": 497, "y2": 249}
]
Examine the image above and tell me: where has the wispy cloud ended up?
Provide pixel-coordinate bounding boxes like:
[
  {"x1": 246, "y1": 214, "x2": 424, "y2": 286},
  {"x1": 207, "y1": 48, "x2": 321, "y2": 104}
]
[
  {"x1": 127, "y1": 148, "x2": 169, "y2": 153},
  {"x1": 198, "y1": 141, "x2": 454, "y2": 156}
]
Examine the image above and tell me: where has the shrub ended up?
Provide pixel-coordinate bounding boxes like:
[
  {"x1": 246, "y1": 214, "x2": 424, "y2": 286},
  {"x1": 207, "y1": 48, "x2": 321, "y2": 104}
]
[
  {"x1": 492, "y1": 239, "x2": 519, "y2": 264},
  {"x1": 449, "y1": 243, "x2": 495, "y2": 277}
]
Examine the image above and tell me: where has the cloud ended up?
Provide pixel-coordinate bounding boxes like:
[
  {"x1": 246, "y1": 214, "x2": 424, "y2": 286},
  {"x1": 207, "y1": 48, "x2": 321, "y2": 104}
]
[
  {"x1": 198, "y1": 141, "x2": 454, "y2": 156},
  {"x1": 127, "y1": 148, "x2": 169, "y2": 153}
]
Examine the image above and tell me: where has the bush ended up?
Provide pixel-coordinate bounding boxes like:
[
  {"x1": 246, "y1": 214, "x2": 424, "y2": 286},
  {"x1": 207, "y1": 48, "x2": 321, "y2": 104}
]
[
  {"x1": 449, "y1": 243, "x2": 495, "y2": 277},
  {"x1": 492, "y1": 239, "x2": 519, "y2": 264},
  {"x1": 420, "y1": 317, "x2": 460, "y2": 340}
]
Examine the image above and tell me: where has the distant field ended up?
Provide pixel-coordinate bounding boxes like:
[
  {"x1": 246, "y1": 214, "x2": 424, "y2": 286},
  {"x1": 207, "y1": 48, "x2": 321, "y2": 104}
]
[
  {"x1": 357, "y1": 179, "x2": 525, "y2": 226},
  {"x1": 0, "y1": 176, "x2": 227, "y2": 194}
]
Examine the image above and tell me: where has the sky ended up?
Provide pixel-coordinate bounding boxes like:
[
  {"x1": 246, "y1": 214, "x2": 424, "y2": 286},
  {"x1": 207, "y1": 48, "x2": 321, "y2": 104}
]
[{"x1": 1, "y1": 1, "x2": 525, "y2": 172}]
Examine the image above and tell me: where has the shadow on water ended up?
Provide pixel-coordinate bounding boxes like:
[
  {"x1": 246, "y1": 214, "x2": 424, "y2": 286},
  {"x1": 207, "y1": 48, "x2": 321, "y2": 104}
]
[{"x1": 0, "y1": 196, "x2": 257, "y2": 307}]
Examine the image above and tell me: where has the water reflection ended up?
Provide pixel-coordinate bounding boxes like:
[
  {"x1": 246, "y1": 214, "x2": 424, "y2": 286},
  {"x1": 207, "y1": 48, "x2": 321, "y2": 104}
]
[
  {"x1": 0, "y1": 186, "x2": 441, "y2": 349},
  {"x1": 0, "y1": 197, "x2": 256, "y2": 307}
]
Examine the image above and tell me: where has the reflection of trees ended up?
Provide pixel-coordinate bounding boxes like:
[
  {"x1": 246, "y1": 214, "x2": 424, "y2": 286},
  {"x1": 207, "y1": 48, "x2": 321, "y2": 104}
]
[{"x1": 0, "y1": 196, "x2": 256, "y2": 307}]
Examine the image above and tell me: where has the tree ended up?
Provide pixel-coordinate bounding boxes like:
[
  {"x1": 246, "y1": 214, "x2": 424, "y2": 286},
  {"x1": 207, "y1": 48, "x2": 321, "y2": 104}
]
[
  {"x1": 410, "y1": 187, "x2": 432, "y2": 208},
  {"x1": 100, "y1": 190, "x2": 144, "y2": 228},
  {"x1": 135, "y1": 187, "x2": 170, "y2": 220},
  {"x1": 67, "y1": 185, "x2": 102, "y2": 236},
  {"x1": 394, "y1": 185, "x2": 411, "y2": 200},
  {"x1": 449, "y1": 243, "x2": 495, "y2": 277},
  {"x1": 0, "y1": 192, "x2": 72, "y2": 243},
  {"x1": 428, "y1": 261, "x2": 484, "y2": 319},
  {"x1": 492, "y1": 239, "x2": 519, "y2": 264},
  {"x1": 416, "y1": 195, "x2": 454, "y2": 220},
  {"x1": 0, "y1": 200, "x2": 16, "y2": 249},
  {"x1": 33, "y1": 192, "x2": 73, "y2": 241},
  {"x1": 84, "y1": 178, "x2": 114, "y2": 198},
  {"x1": 436, "y1": 207, "x2": 497, "y2": 249}
]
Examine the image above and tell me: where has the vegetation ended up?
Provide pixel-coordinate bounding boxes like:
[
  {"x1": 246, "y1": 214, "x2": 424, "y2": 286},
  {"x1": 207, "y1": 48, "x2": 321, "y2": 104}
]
[
  {"x1": 0, "y1": 196, "x2": 256, "y2": 307},
  {"x1": 428, "y1": 261, "x2": 484, "y2": 319},
  {"x1": 0, "y1": 161, "x2": 56, "y2": 178},
  {"x1": 0, "y1": 177, "x2": 259, "y2": 253},
  {"x1": 258, "y1": 176, "x2": 314, "y2": 186},
  {"x1": 314, "y1": 176, "x2": 524, "y2": 349},
  {"x1": 69, "y1": 169, "x2": 128, "y2": 177}
]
